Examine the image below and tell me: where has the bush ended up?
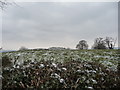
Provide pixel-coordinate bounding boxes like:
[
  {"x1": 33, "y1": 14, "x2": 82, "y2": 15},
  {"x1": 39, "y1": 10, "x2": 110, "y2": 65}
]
[
  {"x1": 2, "y1": 60, "x2": 120, "y2": 89},
  {"x1": 19, "y1": 46, "x2": 28, "y2": 51},
  {"x1": 2, "y1": 55, "x2": 12, "y2": 68}
]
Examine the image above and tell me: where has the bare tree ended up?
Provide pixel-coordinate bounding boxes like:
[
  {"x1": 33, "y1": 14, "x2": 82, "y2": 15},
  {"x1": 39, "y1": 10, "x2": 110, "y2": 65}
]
[
  {"x1": 76, "y1": 40, "x2": 88, "y2": 49},
  {"x1": 0, "y1": 0, "x2": 17, "y2": 10},
  {"x1": 0, "y1": 0, "x2": 8, "y2": 9},
  {"x1": 92, "y1": 37, "x2": 107, "y2": 49},
  {"x1": 104, "y1": 37, "x2": 117, "y2": 49}
]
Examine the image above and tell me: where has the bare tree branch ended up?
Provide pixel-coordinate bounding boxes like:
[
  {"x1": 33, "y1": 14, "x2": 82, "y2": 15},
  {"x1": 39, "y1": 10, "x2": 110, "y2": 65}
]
[{"x1": 0, "y1": 0, "x2": 8, "y2": 10}]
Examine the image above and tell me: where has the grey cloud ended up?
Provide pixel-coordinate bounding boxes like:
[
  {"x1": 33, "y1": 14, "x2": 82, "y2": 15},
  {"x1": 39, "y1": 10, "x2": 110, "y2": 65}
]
[{"x1": 2, "y1": 2, "x2": 118, "y2": 50}]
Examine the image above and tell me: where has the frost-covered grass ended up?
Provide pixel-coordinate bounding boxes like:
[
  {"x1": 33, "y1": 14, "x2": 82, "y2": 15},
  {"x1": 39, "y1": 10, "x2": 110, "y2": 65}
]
[
  {"x1": 2, "y1": 49, "x2": 119, "y2": 71},
  {"x1": 2, "y1": 49, "x2": 120, "y2": 89}
]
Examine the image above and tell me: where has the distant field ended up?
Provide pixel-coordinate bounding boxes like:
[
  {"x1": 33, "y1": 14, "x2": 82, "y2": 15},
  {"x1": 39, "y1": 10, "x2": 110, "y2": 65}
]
[{"x1": 2, "y1": 49, "x2": 120, "y2": 89}]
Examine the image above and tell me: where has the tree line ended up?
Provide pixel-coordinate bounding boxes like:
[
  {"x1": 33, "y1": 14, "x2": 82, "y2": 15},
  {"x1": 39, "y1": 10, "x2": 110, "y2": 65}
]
[
  {"x1": 18, "y1": 37, "x2": 117, "y2": 51},
  {"x1": 76, "y1": 37, "x2": 117, "y2": 49}
]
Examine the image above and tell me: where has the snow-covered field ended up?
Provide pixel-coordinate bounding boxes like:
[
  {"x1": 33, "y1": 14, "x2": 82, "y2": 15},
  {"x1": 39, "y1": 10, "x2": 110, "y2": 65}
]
[
  {"x1": 2, "y1": 49, "x2": 119, "y2": 71},
  {"x1": 2, "y1": 49, "x2": 120, "y2": 89}
]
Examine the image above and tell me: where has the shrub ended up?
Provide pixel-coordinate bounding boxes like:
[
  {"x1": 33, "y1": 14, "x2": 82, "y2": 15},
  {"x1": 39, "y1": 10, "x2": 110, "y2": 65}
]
[
  {"x1": 2, "y1": 60, "x2": 120, "y2": 89},
  {"x1": 2, "y1": 55, "x2": 12, "y2": 68}
]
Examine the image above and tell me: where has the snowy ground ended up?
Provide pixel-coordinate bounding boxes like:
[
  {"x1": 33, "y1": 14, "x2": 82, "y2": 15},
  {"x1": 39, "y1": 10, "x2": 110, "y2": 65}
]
[
  {"x1": 2, "y1": 49, "x2": 119, "y2": 71},
  {"x1": 2, "y1": 49, "x2": 120, "y2": 89}
]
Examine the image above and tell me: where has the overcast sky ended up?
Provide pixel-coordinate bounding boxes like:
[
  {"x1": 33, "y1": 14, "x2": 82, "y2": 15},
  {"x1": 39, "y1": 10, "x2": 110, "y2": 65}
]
[{"x1": 2, "y1": 2, "x2": 118, "y2": 50}]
